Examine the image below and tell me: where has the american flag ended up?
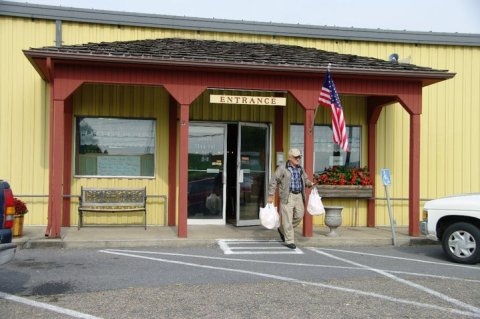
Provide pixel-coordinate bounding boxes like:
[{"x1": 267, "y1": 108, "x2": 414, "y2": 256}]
[{"x1": 318, "y1": 70, "x2": 349, "y2": 152}]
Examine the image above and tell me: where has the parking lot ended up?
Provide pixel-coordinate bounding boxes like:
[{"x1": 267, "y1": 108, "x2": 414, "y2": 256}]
[{"x1": 1, "y1": 242, "x2": 479, "y2": 318}]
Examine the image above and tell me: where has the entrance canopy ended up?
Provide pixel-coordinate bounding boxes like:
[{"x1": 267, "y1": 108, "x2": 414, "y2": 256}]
[{"x1": 24, "y1": 37, "x2": 454, "y2": 238}]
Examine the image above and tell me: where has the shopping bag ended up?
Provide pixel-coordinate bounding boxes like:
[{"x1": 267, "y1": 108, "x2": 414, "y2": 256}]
[
  {"x1": 307, "y1": 187, "x2": 325, "y2": 216},
  {"x1": 259, "y1": 203, "x2": 280, "y2": 229},
  {"x1": 205, "y1": 193, "x2": 221, "y2": 214}
]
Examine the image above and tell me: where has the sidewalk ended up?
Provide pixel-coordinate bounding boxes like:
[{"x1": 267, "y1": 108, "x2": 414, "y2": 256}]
[{"x1": 13, "y1": 225, "x2": 435, "y2": 249}]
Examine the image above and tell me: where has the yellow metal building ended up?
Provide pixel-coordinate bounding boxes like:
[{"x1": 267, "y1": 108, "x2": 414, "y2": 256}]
[{"x1": 0, "y1": 1, "x2": 479, "y2": 233}]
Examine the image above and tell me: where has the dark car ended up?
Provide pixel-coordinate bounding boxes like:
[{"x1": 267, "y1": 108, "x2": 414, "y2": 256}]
[{"x1": 0, "y1": 180, "x2": 16, "y2": 264}]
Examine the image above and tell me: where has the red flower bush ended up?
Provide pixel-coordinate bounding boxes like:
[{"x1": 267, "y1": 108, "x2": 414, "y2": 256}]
[
  {"x1": 14, "y1": 198, "x2": 28, "y2": 215},
  {"x1": 315, "y1": 166, "x2": 372, "y2": 186}
]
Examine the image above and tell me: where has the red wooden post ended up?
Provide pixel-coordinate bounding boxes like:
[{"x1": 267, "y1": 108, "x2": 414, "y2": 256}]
[
  {"x1": 177, "y1": 104, "x2": 190, "y2": 238},
  {"x1": 303, "y1": 108, "x2": 315, "y2": 237},
  {"x1": 62, "y1": 97, "x2": 73, "y2": 227},
  {"x1": 49, "y1": 99, "x2": 65, "y2": 237},
  {"x1": 274, "y1": 106, "x2": 284, "y2": 209},
  {"x1": 45, "y1": 84, "x2": 54, "y2": 237},
  {"x1": 367, "y1": 123, "x2": 376, "y2": 227},
  {"x1": 46, "y1": 75, "x2": 82, "y2": 237},
  {"x1": 409, "y1": 114, "x2": 421, "y2": 236},
  {"x1": 168, "y1": 97, "x2": 177, "y2": 226}
]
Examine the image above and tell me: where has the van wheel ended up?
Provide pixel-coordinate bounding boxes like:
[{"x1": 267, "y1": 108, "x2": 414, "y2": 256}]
[{"x1": 442, "y1": 222, "x2": 480, "y2": 264}]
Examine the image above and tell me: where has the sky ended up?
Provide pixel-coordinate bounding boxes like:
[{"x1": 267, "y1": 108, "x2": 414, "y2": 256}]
[{"x1": 7, "y1": 0, "x2": 480, "y2": 34}]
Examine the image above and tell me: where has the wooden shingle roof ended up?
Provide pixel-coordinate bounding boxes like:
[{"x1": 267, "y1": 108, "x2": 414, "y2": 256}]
[
  {"x1": 31, "y1": 38, "x2": 439, "y2": 70},
  {"x1": 25, "y1": 38, "x2": 454, "y2": 83}
]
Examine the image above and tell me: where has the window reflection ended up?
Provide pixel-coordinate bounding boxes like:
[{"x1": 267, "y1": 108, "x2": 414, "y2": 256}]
[
  {"x1": 188, "y1": 126, "x2": 225, "y2": 219},
  {"x1": 75, "y1": 117, "x2": 156, "y2": 177},
  {"x1": 290, "y1": 125, "x2": 361, "y2": 173}
]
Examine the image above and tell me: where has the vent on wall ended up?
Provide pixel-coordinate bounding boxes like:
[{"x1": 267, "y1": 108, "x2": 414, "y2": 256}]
[{"x1": 388, "y1": 53, "x2": 399, "y2": 62}]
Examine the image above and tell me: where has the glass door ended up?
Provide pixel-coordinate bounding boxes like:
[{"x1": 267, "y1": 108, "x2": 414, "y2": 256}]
[
  {"x1": 236, "y1": 123, "x2": 269, "y2": 226},
  {"x1": 188, "y1": 124, "x2": 226, "y2": 225}
]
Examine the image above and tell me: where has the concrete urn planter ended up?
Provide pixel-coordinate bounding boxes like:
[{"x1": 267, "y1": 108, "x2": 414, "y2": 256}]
[{"x1": 324, "y1": 206, "x2": 343, "y2": 237}]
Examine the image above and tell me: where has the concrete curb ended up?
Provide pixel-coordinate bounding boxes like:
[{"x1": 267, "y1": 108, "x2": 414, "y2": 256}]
[
  {"x1": 14, "y1": 236, "x2": 436, "y2": 250},
  {"x1": 12, "y1": 226, "x2": 437, "y2": 250}
]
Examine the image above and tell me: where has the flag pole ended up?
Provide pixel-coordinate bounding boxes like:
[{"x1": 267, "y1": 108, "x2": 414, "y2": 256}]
[{"x1": 309, "y1": 63, "x2": 332, "y2": 133}]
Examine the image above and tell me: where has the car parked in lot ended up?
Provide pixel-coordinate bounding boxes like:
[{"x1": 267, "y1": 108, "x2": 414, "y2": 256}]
[
  {"x1": 0, "y1": 180, "x2": 16, "y2": 264},
  {"x1": 421, "y1": 194, "x2": 480, "y2": 264}
]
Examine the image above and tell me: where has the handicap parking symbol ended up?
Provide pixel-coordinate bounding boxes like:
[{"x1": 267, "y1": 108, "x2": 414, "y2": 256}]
[{"x1": 381, "y1": 169, "x2": 391, "y2": 186}]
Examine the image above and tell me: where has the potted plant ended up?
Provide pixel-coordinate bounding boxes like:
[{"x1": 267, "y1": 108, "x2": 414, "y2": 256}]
[
  {"x1": 13, "y1": 198, "x2": 28, "y2": 237},
  {"x1": 314, "y1": 166, "x2": 373, "y2": 198}
]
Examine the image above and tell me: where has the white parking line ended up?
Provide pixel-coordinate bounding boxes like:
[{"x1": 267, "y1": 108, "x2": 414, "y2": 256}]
[
  {"x1": 103, "y1": 249, "x2": 480, "y2": 283},
  {"x1": 0, "y1": 291, "x2": 102, "y2": 319},
  {"x1": 218, "y1": 239, "x2": 303, "y2": 254},
  {"x1": 317, "y1": 248, "x2": 480, "y2": 270},
  {"x1": 309, "y1": 248, "x2": 480, "y2": 315},
  {"x1": 100, "y1": 249, "x2": 480, "y2": 318},
  {"x1": 387, "y1": 270, "x2": 480, "y2": 283}
]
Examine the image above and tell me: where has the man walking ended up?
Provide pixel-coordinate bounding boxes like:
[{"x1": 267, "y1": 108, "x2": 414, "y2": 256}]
[{"x1": 267, "y1": 148, "x2": 314, "y2": 249}]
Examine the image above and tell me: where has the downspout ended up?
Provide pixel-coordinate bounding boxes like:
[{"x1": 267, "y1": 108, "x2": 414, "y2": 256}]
[{"x1": 55, "y1": 20, "x2": 62, "y2": 47}]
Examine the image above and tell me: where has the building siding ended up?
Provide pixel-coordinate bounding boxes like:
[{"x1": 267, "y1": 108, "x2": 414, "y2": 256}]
[
  {"x1": 1, "y1": 13, "x2": 479, "y2": 227},
  {"x1": 0, "y1": 17, "x2": 53, "y2": 225},
  {"x1": 71, "y1": 84, "x2": 169, "y2": 226}
]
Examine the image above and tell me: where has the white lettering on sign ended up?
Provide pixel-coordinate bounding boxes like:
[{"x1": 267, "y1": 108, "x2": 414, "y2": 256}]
[{"x1": 210, "y1": 95, "x2": 286, "y2": 106}]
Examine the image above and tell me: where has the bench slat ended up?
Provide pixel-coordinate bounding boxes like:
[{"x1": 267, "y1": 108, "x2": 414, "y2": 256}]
[
  {"x1": 78, "y1": 187, "x2": 147, "y2": 230},
  {"x1": 79, "y1": 208, "x2": 145, "y2": 211}
]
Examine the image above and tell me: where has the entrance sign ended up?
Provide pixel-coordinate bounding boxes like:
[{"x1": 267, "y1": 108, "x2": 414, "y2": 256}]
[{"x1": 210, "y1": 95, "x2": 286, "y2": 106}]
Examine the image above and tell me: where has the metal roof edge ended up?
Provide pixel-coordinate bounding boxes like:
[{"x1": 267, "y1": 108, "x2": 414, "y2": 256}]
[{"x1": 2, "y1": 0, "x2": 480, "y2": 47}]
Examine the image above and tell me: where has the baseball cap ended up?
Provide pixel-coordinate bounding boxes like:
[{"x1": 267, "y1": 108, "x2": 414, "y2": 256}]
[{"x1": 288, "y1": 148, "x2": 302, "y2": 158}]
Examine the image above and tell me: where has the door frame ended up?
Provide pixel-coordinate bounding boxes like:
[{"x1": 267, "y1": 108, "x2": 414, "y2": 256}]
[
  {"x1": 235, "y1": 122, "x2": 271, "y2": 226},
  {"x1": 187, "y1": 122, "x2": 227, "y2": 225}
]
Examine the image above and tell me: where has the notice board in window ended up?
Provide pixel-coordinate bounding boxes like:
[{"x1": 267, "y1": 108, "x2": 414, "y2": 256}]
[{"x1": 97, "y1": 156, "x2": 140, "y2": 176}]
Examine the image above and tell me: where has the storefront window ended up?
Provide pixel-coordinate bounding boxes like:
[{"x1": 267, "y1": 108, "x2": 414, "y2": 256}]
[
  {"x1": 290, "y1": 125, "x2": 361, "y2": 174},
  {"x1": 75, "y1": 117, "x2": 156, "y2": 177}
]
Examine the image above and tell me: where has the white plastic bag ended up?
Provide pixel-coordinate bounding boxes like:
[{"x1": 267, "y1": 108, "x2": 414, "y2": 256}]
[
  {"x1": 307, "y1": 187, "x2": 325, "y2": 216},
  {"x1": 259, "y1": 203, "x2": 280, "y2": 229},
  {"x1": 205, "y1": 193, "x2": 221, "y2": 213}
]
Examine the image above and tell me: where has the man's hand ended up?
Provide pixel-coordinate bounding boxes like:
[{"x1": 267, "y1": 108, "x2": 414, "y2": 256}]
[{"x1": 267, "y1": 195, "x2": 274, "y2": 204}]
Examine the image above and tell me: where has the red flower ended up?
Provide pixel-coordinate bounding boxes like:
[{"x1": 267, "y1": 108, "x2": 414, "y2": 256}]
[
  {"x1": 14, "y1": 198, "x2": 28, "y2": 215},
  {"x1": 314, "y1": 166, "x2": 372, "y2": 186}
]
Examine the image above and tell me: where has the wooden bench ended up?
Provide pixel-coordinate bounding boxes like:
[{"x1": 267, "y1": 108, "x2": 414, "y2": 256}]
[{"x1": 78, "y1": 187, "x2": 147, "y2": 230}]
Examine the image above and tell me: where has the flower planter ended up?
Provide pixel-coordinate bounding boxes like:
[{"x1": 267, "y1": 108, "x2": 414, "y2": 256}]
[
  {"x1": 12, "y1": 215, "x2": 24, "y2": 237},
  {"x1": 13, "y1": 198, "x2": 28, "y2": 236},
  {"x1": 316, "y1": 185, "x2": 373, "y2": 198}
]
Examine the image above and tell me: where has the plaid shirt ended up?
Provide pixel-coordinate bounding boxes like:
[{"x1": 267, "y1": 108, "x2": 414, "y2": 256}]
[{"x1": 287, "y1": 161, "x2": 303, "y2": 193}]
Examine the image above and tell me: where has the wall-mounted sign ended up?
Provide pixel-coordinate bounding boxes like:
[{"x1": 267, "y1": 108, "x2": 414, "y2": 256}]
[
  {"x1": 381, "y1": 168, "x2": 391, "y2": 186},
  {"x1": 97, "y1": 155, "x2": 140, "y2": 176},
  {"x1": 329, "y1": 155, "x2": 344, "y2": 166},
  {"x1": 210, "y1": 95, "x2": 286, "y2": 106}
]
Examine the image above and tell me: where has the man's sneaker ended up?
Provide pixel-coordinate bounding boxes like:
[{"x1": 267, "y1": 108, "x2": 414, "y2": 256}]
[
  {"x1": 277, "y1": 228, "x2": 285, "y2": 242},
  {"x1": 285, "y1": 243, "x2": 296, "y2": 249}
]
